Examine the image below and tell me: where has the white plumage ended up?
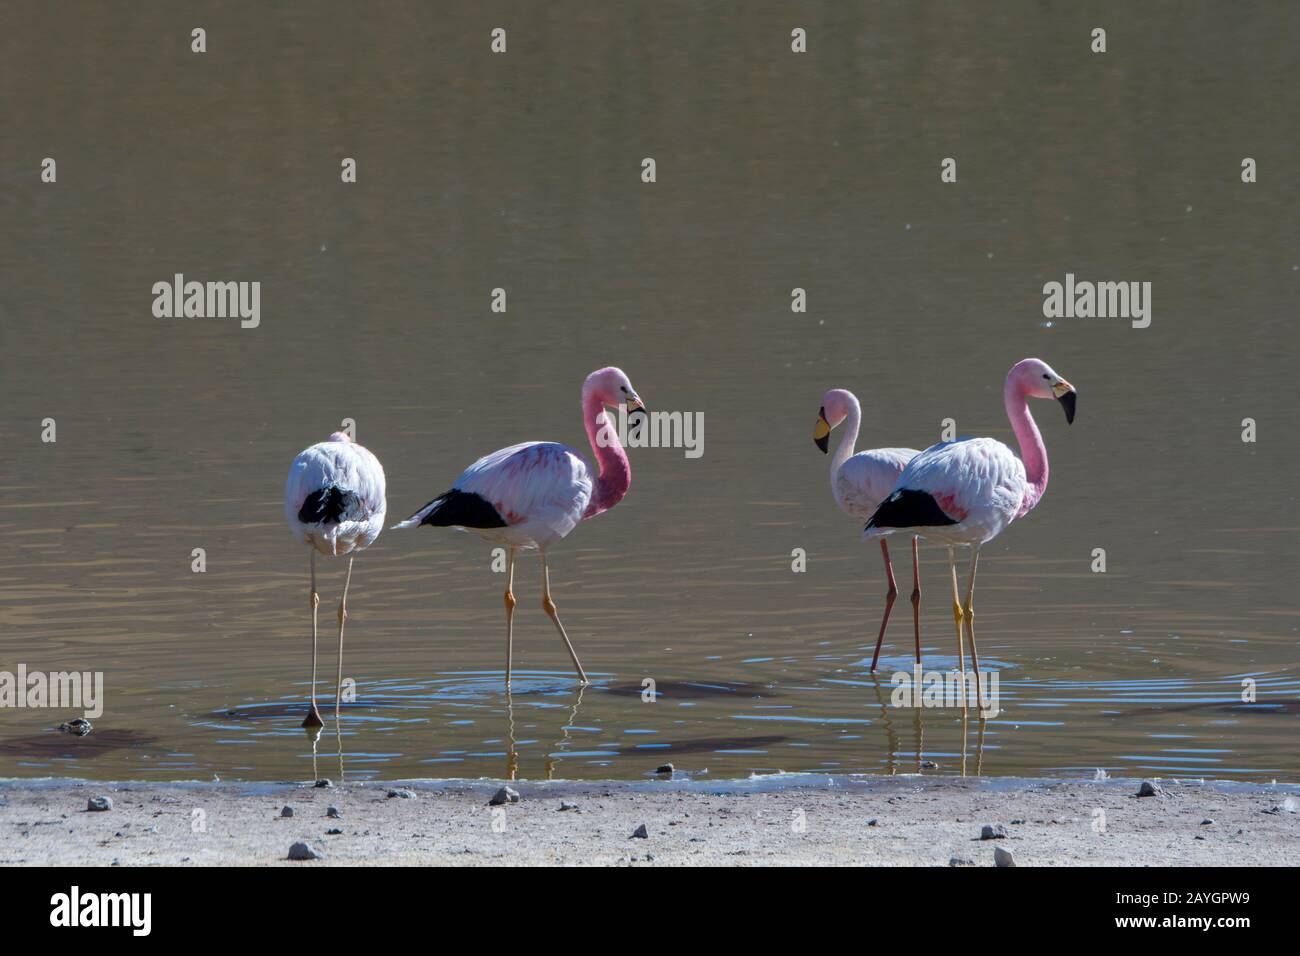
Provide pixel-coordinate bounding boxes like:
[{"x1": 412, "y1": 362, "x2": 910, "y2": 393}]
[
  {"x1": 285, "y1": 435, "x2": 386, "y2": 555},
  {"x1": 284, "y1": 430, "x2": 386, "y2": 729}
]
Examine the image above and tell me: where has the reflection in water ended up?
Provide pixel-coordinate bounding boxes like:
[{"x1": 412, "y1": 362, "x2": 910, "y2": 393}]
[{"x1": 1, "y1": 2, "x2": 1298, "y2": 783}]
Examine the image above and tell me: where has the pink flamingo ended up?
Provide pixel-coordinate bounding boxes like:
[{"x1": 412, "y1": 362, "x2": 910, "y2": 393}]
[
  {"x1": 396, "y1": 367, "x2": 644, "y2": 687},
  {"x1": 864, "y1": 358, "x2": 1077, "y2": 713},
  {"x1": 285, "y1": 432, "x2": 386, "y2": 728},
  {"x1": 813, "y1": 389, "x2": 923, "y2": 671}
]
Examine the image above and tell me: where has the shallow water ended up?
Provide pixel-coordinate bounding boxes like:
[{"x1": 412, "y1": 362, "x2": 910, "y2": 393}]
[{"x1": 0, "y1": 2, "x2": 1297, "y2": 782}]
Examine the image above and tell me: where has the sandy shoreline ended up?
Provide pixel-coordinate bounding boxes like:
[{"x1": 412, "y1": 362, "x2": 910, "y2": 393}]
[{"x1": 2, "y1": 774, "x2": 1296, "y2": 866}]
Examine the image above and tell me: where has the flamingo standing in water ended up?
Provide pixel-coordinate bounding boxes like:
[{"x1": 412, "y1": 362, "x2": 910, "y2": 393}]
[
  {"x1": 285, "y1": 432, "x2": 386, "y2": 728},
  {"x1": 864, "y1": 358, "x2": 1077, "y2": 713},
  {"x1": 395, "y1": 367, "x2": 644, "y2": 686},
  {"x1": 812, "y1": 389, "x2": 924, "y2": 671}
]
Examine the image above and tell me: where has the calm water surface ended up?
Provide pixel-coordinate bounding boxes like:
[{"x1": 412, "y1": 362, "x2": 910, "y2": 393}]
[{"x1": 0, "y1": 2, "x2": 1297, "y2": 781}]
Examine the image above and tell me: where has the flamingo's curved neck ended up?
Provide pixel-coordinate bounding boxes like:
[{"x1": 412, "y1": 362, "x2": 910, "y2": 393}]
[
  {"x1": 830, "y1": 394, "x2": 861, "y2": 490},
  {"x1": 1004, "y1": 377, "x2": 1048, "y2": 517},
  {"x1": 581, "y1": 384, "x2": 631, "y2": 519}
]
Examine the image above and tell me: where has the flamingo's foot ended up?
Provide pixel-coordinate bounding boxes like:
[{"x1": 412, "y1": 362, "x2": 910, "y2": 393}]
[{"x1": 302, "y1": 704, "x2": 324, "y2": 729}]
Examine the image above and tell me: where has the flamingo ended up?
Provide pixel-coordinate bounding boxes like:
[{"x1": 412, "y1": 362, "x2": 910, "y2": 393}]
[
  {"x1": 813, "y1": 389, "x2": 924, "y2": 671},
  {"x1": 863, "y1": 358, "x2": 1077, "y2": 713},
  {"x1": 395, "y1": 367, "x2": 644, "y2": 687},
  {"x1": 285, "y1": 432, "x2": 386, "y2": 728}
]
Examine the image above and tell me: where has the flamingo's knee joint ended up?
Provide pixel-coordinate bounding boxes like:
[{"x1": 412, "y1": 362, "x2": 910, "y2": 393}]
[
  {"x1": 504, "y1": 590, "x2": 516, "y2": 611},
  {"x1": 542, "y1": 595, "x2": 557, "y2": 615}
]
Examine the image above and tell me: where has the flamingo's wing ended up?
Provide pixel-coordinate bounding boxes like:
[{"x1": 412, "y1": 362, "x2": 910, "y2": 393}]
[
  {"x1": 835, "y1": 447, "x2": 919, "y2": 517},
  {"x1": 285, "y1": 440, "x2": 387, "y2": 552},
  {"x1": 398, "y1": 441, "x2": 593, "y2": 540},
  {"x1": 867, "y1": 437, "x2": 1023, "y2": 529}
]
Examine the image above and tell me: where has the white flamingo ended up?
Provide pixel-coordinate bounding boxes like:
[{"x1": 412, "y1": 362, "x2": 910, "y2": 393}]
[
  {"x1": 285, "y1": 432, "x2": 386, "y2": 727},
  {"x1": 813, "y1": 389, "x2": 922, "y2": 671},
  {"x1": 396, "y1": 367, "x2": 644, "y2": 687},
  {"x1": 864, "y1": 358, "x2": 1076, "y2": 712}
]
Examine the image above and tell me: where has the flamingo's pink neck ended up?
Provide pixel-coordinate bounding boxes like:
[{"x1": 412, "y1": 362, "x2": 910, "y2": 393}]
[
  {"x1": 581, "y1": 384, "x2": 630, "y2": 519},
  {"x1": 1004, "y1": 375, "x2": 1048, "y2": 517},
  {"x1": 829, "y1": 390, "x2": 861, "y2": 483}
]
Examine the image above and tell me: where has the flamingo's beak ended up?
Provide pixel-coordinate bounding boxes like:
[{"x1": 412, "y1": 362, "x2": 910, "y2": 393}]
[
  {"x1": 813, "y1": 407, "x2": 831, "y2": 453},
  {"x1": 625, "y1": 396, "x2": 646, "y2": 422},
  {"x1": 1052, "y1": 381, "x2": 1077, "y2": 424}
]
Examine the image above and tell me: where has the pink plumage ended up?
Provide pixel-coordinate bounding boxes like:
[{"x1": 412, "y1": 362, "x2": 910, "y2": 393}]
[
  {"x1": 863, "y1": 358, "x2": 1077, "y2": 713},
  {"x1": 397, "y1": 367, "x2": 645, "y2": 686}
]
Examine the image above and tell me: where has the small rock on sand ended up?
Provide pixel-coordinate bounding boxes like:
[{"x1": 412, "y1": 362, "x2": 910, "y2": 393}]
[
  {"x1": 87, "y1": 795, "x2": 113, "y2": 812},
  {"x1": 315, "y1": 779, "x2": 333, "y2": 788},
  {"x1": 655, "y1": 764, "x2": 674, "y2": 774},
  {"x1": 387, "y1": 788, "x2": 417, "y2": 800},
  {"x1": 949, "y1": 857, "x2": 976, "y2": 867},
  {"x1": 630, "y1": 824, "x2": 649, "y2": 839},
  {"x1": 1137, "y1": 781, "x2": 1163, "y2": 798},
  {"x1": 559, "y1": 801, "x2": 579, "y2": 812},
  {"x1": 980, "y1": 824, "x2": 1008, "y2": 840},
  {"x1": 280, "y1": 806, "x2": 295, "y2": 818},
  {"x1": 488, "y1": 787, "x2": 520, "y2": 806},
  {"x1": 288, "y1": 841, "x2": 323, "y2": 861},
  {"x1": 327, "y1": 806, "x2": 341, "y2": 819},
  {"x1": 60, "y1": 718, "x2": 94, "y2": 736},
  {"x1": 1201, "y1": 819, "x2": 1214, "y2": 826},
  {"x1": 993, "y1": 846, "x2": 1016, "y2": 867}
]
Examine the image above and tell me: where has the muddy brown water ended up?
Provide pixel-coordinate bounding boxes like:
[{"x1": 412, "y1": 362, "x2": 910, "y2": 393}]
[{"x1": 0, "y1": 2, "x2": 1296, "y2": 782}]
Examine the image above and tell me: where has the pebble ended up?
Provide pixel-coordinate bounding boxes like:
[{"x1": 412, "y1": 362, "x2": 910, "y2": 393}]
[
  {"x1": 1137, "y1": 781, "x2": 1163, "y2": 798},
  {"x1": 866, "y1": 818, "x2": 879, "y2": 827},
  {"x1": 87, "y1": 795, "x2": 113, "y2": 812},
  {"x1": 921, "y1": 761, "x2": 939, "y2": 769},
  {"x1": 630, "y1": 824, "x2": 649, "y2": 839},
  {"x1": 948, "y1": 857, "x2": 976, "y2": 867},
  {"x1": 325, "y1": 828, "x2": 343, "y2": 835},
  {"x1": 993, "y1": 846, "x2": 1017, "y2": 867},
  {"x1": 326, "y1": 806, "x2": 341, "y2": 819},
  {"x1": 488, "y1": 787, "x2": 520, "y2": 806},
  {"x1": 980, "y1": 823, "x2": 1008, "y2": 840},
  {"x1": 1200, "y1": 818, "x2": 1214, "y2": 826},
  {"x1": 655, "y1": 764, "x2": 674, "y2": 774},
  {"x1": 287, "y1": 841, "x2": 323, "y2": 861},
  {"x1": 559, "y1": 801, "x2": 579, "y2": 812},
  {"x1": 280, "y1": 806, "x2": 294, "y2": 818},
  {"x1": 315, "y1": 779, "x2": 333, "y2": 788},
  {"x1": 387, "y1": 788, "x2": 417, "y2": 800},
  {"x1": 59, "y1": 718, "x2": 94, "y2": 736}
]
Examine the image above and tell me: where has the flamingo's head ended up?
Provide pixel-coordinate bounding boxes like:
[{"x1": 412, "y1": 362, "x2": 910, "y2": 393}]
[
  {"x1": 1009, "y1": 358, "x2": 1077, "y2": 424},
  {"x1": 813, "y1": 388, "x2": 855, "y2": 453},
  {"x1": 327, "y1": 431, "x2": 353, "y2": 443},
  {"x1": 585, "y1": 366, "x2": 646, "y2": 419}
]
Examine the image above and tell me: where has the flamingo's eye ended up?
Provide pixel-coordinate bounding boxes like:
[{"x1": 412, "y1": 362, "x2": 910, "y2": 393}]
[{"x1": 1043, "y1": 374, "x2": 1050, "y2": 379}]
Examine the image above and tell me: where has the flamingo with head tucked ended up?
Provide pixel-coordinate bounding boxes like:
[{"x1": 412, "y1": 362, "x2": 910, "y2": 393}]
[
  {"x1": 813, "y1": 389, "x2": 923, "y2": 671},
  {"x1": 285, "y1": 432, "x2": 386, "y2": 728},
  {"x1": 396, "y1": 367, "x2": 644, "y2": 687},
  {"x1": 864, "y1": 358, "x2": 1077, "y2": 713}
]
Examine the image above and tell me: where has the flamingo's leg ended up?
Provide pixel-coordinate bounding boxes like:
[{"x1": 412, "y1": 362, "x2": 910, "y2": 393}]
[
  {"x1": 962, "y1": 546, "x2": 986, "y2": 716},
  {"x1": 303, "y1": 550, "x2": 323, "y2": 728},
  {"x1": 869, "y1": 539, "x2": 898, "y2": 673},
  {"x1": 333, "y1": 556, "x2": 353, "y2": 720},
  {"x1": 910, "y1": 536, "x2": 922, "y2": 666},
  {"x1": 948, "y1": 546, "x2": 966, "y2": 679},
  {"x1": 540, "y1": 551, "x2": 589, "y2": 684},
  {"x1": 503, "y1": 547, "x2": 517, "y2": 688}
]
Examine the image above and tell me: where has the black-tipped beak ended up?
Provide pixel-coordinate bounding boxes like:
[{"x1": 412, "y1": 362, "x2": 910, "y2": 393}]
[
  {"x1": 813, "y1": 407, "x2": 831, "y2": 453},
  {"x1": 1057, "y1": 388, "x2": 1077, "y2": 425}
]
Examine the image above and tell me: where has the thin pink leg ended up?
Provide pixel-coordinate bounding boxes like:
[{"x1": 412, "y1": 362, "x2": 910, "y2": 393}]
[
  {"x1": 910, "y1": 536, "x2": 922, "y2": 665},
  {"x1": 869, "y1": 540, "x2": 899, "y2": 673}
]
